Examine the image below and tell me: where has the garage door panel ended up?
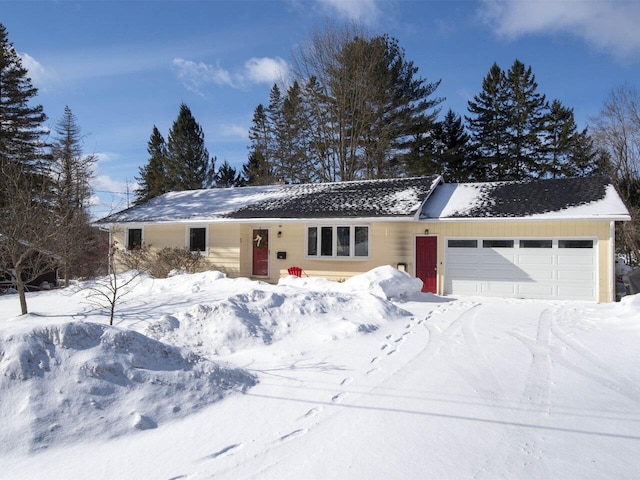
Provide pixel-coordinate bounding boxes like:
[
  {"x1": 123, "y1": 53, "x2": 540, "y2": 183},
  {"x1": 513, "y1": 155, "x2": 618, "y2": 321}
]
[
  {"x1": 526, "y1": 269, "x2": 555, "y2": 281},
  {"x1": 480, "y1": 282, "x2": 517, "y2": 295},
  {"x1": 558, "y1": 270, "x2": 595, "y2": 282},
  {"x1": 558, "y1": 285, "x2": 595, "y2": 299},
  {"x1": 518, "y1": 284, "x2": 556, "y2": 297},
  {"x1": 445, "y1": 238, "x2": 597, "y2": 301},
  {"x1": 557, "y1": 254, "x2": 594, "y2": 266},
  {"x1": 517, "y1": 254, "x2": 554, "y2": 265}
]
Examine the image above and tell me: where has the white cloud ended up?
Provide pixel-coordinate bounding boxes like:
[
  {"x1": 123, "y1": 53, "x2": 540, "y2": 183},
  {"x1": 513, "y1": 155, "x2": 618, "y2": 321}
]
[
  {"x1": 244, "y1": 57, "x2": 289, "y2": 84},
  {"x1": 173, "y1": 56, "x2": 290, "y2": 95},
  {"x1": 172, "y1": 58, "x2": 238, "y2": 94},
  {"x1": 315, "y1": 0, "x2": 381, "y2": 24},
  {"x1": 94, "y1": 152, "x2": 121, "y2": 165},
  {"x1": 479, "y1": 0, "x2": 640, "y2": 61},
  {"x1": 220, "y1": 124, "x2": 249, "y2": 139},
  {"x1": 19, "y1": 52, "x2": 54, "y2": 89}
]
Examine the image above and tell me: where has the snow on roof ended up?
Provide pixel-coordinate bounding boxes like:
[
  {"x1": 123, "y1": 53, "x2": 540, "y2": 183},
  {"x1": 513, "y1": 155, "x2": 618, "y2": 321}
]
[
  {"x1": 421, "y1": 176, "x2": 630, "y2": 221},
  {"x1": 96, "y1": 176, "x2": 442, "y2": 224}
]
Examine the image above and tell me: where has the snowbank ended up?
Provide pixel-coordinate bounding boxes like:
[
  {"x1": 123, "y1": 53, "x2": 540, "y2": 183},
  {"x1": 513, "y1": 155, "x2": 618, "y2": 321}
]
[
  {"x1": 145, "y1": 284, "x2": 413, "y2": 356},
  {"x1": 278, "y1": 265, "x2": 424, "y2": 300},
  {"x1": 340, "y1": 265, "x2": 424, "y2": 299},
  {"x1": 0, "y1": 321, "x2": 255, "y2": 454}
]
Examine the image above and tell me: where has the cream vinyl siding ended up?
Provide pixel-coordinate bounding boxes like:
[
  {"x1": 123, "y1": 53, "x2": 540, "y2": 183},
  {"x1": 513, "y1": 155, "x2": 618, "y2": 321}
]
[{"x1": 109, "y1": 218, "x2": 616, "y2": 303}]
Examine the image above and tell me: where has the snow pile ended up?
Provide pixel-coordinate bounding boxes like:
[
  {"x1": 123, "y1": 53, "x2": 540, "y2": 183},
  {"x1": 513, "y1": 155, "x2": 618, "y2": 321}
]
[
  {"x1": 341, "y1": 265, "x2": 424, "y2": 299},
  {"x1": 145, "y1": 282, "x2": 412, "y2": 356},
  {"x1": 0, "y1": 321, "x2": 255, "y2": 454}
]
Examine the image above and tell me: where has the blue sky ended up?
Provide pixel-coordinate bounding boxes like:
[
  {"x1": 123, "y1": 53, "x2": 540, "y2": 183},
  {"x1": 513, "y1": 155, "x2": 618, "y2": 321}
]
[{"x1": 3, "y1": 0, "x2": 640, "y2": 218}]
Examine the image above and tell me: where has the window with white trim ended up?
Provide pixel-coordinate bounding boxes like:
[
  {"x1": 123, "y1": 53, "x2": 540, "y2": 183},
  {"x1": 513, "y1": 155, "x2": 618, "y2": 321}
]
[
  {"x1": 188, "y1": 226, "x2": 207, "y2": 253},
  {"x1": 126, "y1": 228, "x2": 143, "y2": 250},
  {"x1": 307, "y1": 225, "x2": 369, "y2": 258}
]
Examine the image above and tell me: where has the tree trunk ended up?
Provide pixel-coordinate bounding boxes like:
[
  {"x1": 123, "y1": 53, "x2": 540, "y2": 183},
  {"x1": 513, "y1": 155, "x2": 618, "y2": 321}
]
[{"x1": 15, "y1": 273, "x2": 28, "y2": 315}]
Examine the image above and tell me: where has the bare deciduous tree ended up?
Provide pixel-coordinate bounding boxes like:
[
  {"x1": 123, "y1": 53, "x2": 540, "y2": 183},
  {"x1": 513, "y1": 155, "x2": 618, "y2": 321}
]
[{"x1": 590, "y1": 84, "x2": 640, "y2": 262}]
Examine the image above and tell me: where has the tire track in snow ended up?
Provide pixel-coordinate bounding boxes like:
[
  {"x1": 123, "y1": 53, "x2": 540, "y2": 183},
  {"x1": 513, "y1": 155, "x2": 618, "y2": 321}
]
[
  {"x1": 550, "y1": 315, "x2": 640, "y2": 402},
  {"x1": 473, "y1": 308, "x2": 555, "y2": 479}
]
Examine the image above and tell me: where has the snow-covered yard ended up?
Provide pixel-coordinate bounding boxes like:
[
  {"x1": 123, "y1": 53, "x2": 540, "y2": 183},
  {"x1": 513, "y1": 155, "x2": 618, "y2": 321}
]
[{"x1": 0, "y1": 267, "x2": 638, "y2": 479}]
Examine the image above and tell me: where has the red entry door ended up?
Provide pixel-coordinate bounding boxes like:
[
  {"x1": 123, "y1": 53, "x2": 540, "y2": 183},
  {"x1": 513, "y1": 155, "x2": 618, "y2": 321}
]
[
  {"x1": 252, "y1": 229, "x2": 269, "y2": 276},
  {"x1": 416, "y1": 236, "x2": 437, "y2": 293}
]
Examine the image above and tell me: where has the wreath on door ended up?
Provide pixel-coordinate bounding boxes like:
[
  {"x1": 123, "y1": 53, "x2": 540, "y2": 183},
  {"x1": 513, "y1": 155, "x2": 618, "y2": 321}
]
[{"x1": 253, "y1": 231, "x2": 267, "y2": 249}]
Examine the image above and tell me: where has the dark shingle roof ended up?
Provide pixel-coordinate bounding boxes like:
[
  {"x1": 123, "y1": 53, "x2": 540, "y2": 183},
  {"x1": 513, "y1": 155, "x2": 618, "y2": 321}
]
[
  {"x1": 226, "y1": 176, "x2": 441, "y2": 219},
  {"x1": 96, "y1": 176, "x2": 441, "y2": 224},
  {"x1": 421, "y1": 175, "x2": 629, "y2": 219}
]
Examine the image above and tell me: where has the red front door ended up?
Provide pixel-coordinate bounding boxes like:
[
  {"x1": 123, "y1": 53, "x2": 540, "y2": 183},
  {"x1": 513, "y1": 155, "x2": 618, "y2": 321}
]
[
  {"x1": 416, "y1": 236, "x2": 437, "y2": 293},
  {"x1": 252, "y1": 229, "x2": 269, "y2": 276}
]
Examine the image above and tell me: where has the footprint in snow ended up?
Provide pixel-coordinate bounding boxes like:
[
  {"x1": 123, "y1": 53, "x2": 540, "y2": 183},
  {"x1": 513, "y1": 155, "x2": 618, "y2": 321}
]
[
  {"x1": 366, "y1": 367, "x2": 379, "y2": 376},
  {"x1": 331, "y1": 392, "x2": 347, "y2": 403},
  {"x1": 273, "y1": 429, "x2": 308, "y2": 445},
  {"x1": 340, "y1": 377, "x2": 353, "y2": 386},
  {"x1": 370, "y1": 356, "x2": 380, "y2": 364},
  {"x1": 201, "y1": 443, "x2": 242, "y2": 461},
  {"x1": 387, "y1": 349, "x2": 397, "y2": 356},
  {"x1": 380, "y1": 344, "x2": 389, "y2": 350},
  {"x1": 302, "y1": 407, "x2": 323, "y2": 419}
]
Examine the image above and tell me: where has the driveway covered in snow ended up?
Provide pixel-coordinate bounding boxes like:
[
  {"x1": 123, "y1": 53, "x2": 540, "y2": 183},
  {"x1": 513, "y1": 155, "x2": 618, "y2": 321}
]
[{"x1": 1, "y1": 269, "x2": 638, "y2": 479}]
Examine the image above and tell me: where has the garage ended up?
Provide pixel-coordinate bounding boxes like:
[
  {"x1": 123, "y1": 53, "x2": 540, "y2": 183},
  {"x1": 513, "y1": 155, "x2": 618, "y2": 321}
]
[{"x1": 444, "y1": 238, "x2": 598, "y2": 301}]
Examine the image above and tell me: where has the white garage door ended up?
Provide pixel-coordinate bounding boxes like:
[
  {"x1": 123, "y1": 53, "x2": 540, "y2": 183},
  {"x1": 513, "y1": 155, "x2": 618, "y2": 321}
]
[{"x1": 444, "y1": 238, "x2": 597, "y2": 301}]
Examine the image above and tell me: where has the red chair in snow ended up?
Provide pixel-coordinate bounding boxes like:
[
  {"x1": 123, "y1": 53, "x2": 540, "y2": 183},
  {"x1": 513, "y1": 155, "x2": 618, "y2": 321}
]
[{"x1": 288, "y1": 266, "x2": 303, "y2": 277}]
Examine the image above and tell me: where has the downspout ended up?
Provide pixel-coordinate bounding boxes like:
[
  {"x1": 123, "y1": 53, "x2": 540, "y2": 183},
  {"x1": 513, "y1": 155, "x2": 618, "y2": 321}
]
[{"x1": 610, "y1": 220, "x2": 615, "y2": 303}]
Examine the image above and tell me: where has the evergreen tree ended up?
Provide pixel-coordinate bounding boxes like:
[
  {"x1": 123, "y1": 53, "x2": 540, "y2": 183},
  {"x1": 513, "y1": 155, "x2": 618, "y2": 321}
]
[
  {"x1": 242, "y1": 150, "x2": 272, "y2": 186},
  {"x1": 246, "y1": 102, "x2": 276, "y2": 185},
  {"x1": 504, "y1": 59, "x2": 547, "y2": 179},
  {"x1": 50, "y1": 106, "x2": 96, "y2": 286},
  {"x1": 215, "y1": 160, "x2": 243, "y2": 187},
  {"x1": 135, "y1": 126, "x2": 168, "y2": 204},
  {"x1": 285, "y1": 26, "x2": 442, "y2": 181},
  {"x1": 466, "y1": 62, "x2": 510, "y2": 181},
  {"x1": 543, "y1": 99, "x2": 598, "y2": 178},
  {"x1": 165, "y1": 104, "x2": 216, "y2": 190},
  {"x1": 0, "y1": 23, "x2": 57, "y2": 315},
  {"x1": 0, "y1": 23, "x2": 48, "y2": 204},
  {"x1": 436, "y1": 109, "x2": 471, "y2": 182}
]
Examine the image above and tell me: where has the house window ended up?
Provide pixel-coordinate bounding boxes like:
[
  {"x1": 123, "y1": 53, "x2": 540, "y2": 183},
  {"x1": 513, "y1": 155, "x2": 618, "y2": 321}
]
[
  {"x1": 448, "y1": 239, "x2": 477, "y2": 248},
  {"x1": 321, "y1": 226, "x2": 333, "y2": 256},
  {"x1": 188, "y1": 227, "x2": 207, "y2": 252},
  {"x1": 307, "y1": 227, "x2": 318, "y2": 256},
  {"x1": 126, "y1": 228, "x2": 143, "y2": 250},
  {"x1": 307, "y1": 225, "x2": 370, "y2": 259},
  {"x1": 354, "y1": 226, "x2": 368, "y2": 257},
  {"x1": 558, "y1": 239, "x2": 593, "y2": 249},
  {"x1": 520, "y1": 239, "x2": 552, "y2": 248}
]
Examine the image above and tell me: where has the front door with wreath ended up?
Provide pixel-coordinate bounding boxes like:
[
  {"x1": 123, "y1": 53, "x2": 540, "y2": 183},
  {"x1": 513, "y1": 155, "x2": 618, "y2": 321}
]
[{"x1": 252, "y1": 228, "x2": 269, "y2": 276}]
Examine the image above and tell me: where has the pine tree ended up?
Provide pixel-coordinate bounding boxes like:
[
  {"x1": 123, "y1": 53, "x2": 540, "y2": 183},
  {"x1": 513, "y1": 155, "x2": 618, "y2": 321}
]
[
  {"x1": 542, "y1": 99, "x2": 599, "y2": 178},
  {"x1": 215, "y1": 160, "x2": 243, "y2": 187},
  {"x1": 0, "y1": 23, "x2": 48, "y2": 202},
  {"x1": 246, "y1": 102, "x2": 276, "y2": 185},
  {"x1": 135, "y1": 126, "x2": 168, "y2": 204},
  {"x1": 165, "y1": 104, "x2": 215, "y2": 190},
  {"x1": 242, "y1": 150, "x2": 272, "y2": 186},
  {"x1": 0, "y1": 23, "x2": 57, "y2": 314},
  {"x1": 466, "y1": 62, "x2": 510, "y2": 181},
  {"x1": 504, "y1": 59, "x2": 547, "y2": 179},
  {"x1": 50, "y1": 106, "x2": 96, "y2": 286},
  {"x1": 286, "y1": 27, "x2": 442, "y2": 181},
  {"x1": 437, "y1": 109, "x2": 471, "y2": 182}
]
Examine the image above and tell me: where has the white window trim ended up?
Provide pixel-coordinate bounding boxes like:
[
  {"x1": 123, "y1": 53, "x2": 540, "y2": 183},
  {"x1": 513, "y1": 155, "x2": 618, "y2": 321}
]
[
  {"x1": 185, "y1": 225, "x2": 209, "y2": 255},
  {"x1": 305, "y1": 224, "x2": 370, "y2": 260},
  {"x1": 124, "y1": 225, "x2": 144, "y2": 251}
]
